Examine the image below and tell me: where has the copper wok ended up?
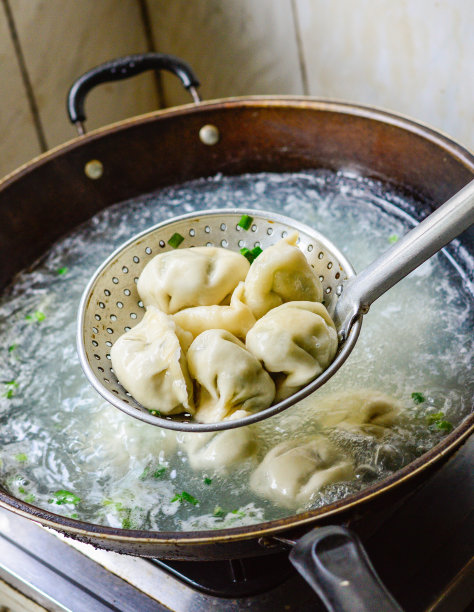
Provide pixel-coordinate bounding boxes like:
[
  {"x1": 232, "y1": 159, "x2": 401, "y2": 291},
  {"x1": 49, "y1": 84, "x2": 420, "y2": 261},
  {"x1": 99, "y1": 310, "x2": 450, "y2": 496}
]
[{"x1": 0, "y1": 54, "x2": 472, "y2": 611}]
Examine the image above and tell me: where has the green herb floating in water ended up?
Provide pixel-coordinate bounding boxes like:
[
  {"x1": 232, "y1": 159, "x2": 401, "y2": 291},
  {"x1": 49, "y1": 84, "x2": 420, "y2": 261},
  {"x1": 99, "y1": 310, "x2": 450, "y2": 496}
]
[
  {"x1": 15, "y1": 453, "x2": 27, "y2": 462},
  {"x1": 168, "y1": 232, "x2": 184, "y2": 249},
  {"x1": 204, "y1": 477, "x2": 212, "y2": 485},
  {"x1": 237, "y1": 214, "x2": 253, "y2": 230},
  {"x1": 139, "y1": 466, "x2": 166, "y2": 480},
  {"x1": 171, "y1": 491, "x2": 199, "y2": 506},
  {"x1": 411, "y1": 392, "x2": 425, "y2": 404},
  {"x1": 3, "y1": 380, "x2": 18, "y2": 399},
  {"x1": 388, "y1": 234, "x2": 399, "y2": 244},
  {"x1": 57, "y1": 267, "x2": 68, "y2": 276},
  {"x1": 231, "y1": 509, "x2": 246, "y2": 518},
  {"x1": 8, "y1": 344, "x2": 17, "y2": 353},
  {"x1": 240, "y1": 245, "x2": 263, "y2": 264},
  {"x1": 213, "y1": 506, "x2": 225, "y2": 518},
  {"x1": 149, "y1": 409, "x2": 161, "y2": 417},
  {"x1": 427, "y1": 412, "x2": 453, "y2": 432},
  {"x1": 49, "y1": 490, "x2": 81, "y2": 506},
  {"x1": 25, "y1": 311, "x2": 46, "y2": 323}
]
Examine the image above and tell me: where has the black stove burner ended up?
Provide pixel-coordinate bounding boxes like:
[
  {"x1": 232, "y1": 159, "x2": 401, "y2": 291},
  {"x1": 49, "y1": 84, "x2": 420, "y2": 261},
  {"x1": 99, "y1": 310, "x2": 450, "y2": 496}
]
[{"x1": 151, "y1": 551, "x2": 295, "y2": 598}]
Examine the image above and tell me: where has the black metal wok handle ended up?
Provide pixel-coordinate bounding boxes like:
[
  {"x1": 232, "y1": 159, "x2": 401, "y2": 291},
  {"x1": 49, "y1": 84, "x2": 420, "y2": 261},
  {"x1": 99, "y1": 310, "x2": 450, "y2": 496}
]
[
  {"x1": 67, "y1": 53, "x2": 201, "y2": 134},
  {"x1": 288, "y1": 526, "x2": 403, "y2": 612}
]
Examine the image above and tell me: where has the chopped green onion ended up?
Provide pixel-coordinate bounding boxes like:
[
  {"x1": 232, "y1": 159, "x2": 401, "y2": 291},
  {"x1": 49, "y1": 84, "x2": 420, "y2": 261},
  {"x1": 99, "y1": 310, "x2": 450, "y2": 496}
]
[
  {"x1": 139, "y1": 467, "x2": 150, "y2": 481},
  {"x1": 427, "y1": 412, "x2": 453, "y2": 432},
  {"x1": 25, "y1": 311, "x2": 46, "y2": 323},
  {"x1": 70, "y1": 513, "x2": 78, "y2": 519},
  {"x1": 8, "y1": 344, "x2": 17, "y2": 353},
  {"x1": 240, "y1": 245, "x2": 263, "y2": 264},
  {"x1": 168, "y1": 232, "x2": 184, "y2": 249},
  {"x1": 171, "y1": 491, "x2": 199, "y2": 505},
  {"x1": 436, "y1": 420, "x2": 453, "y2": 432},
  {"x1": 204, "y1": 477, "x2": 212, "y2": 485},
  {"x1": 15, "y1": 453, "x2": 27, "y2": 462},
  {"x1": 25, "y1": 494, "x2": 35, "y2": 504},
  {"x1": 49, "y1": 490, "x2": 81, "y2": 506},
  {"x1": 388, "y1": 234, "x2": 399, "y2": 244},
  {"x1": 238, "y1": 215, "x2": 253, "y2": 230},
  {"x1": 411, "y1": 392, "x2": 425, "y2": 404},
  {"x1": 149, "y1": 409, "x2": 161, "y2": 417},
  {"x1": 213, "y1": 506, "x2": 225, "y2": 518},
  {"x1": 122, "y1": 517, "x2": 132, "y2": 529},
  {"x1": 139, "y1": 466, "x2": 166, "y2": 480},
  {"x1": 18, "y1": 486, "x2": 26, "y2": 494},
  {"x1": 426, "y1": 412, "x2": 444, "y2": 424},
  {"x1": 3, "y1": 381, "x2": 18, "y2": 399},
  {"x1": 231, "y1": 509, "x2": 246, "y2": 518},
  {"x1": 240, "y1": 247, "x2": 253, "y2": 263},
  {"x1": 57, "y1": 266, "x2": 68, "y2": 276}
]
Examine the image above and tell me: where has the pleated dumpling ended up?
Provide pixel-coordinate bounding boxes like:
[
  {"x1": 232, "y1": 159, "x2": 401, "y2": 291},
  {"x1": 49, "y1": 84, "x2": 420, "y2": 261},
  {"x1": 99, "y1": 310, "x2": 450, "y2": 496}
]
[
  {"x1": 246, "y1": 301, "x2": 338, "y2": 400},
  {"x1": 187, "y1": 329, "x2": 276, "y2": 423},
  {"x1": 110, "y1": 306, "x2": 194, "y2": 415},
  {"x1": 250, "y1": 436, "x2": 354, "y2": 509},
  {"x1": 180, "y1": 425, "x2": 258, "y2": 472},
  {"x1": 243, "y1": 232, "x2": 323, "y2": 318},
  {"x1": 308, "y1": 390, "x2": 402, "y2": 436},
  {"x1": 137, "y1": 246, "x2": 250, "y2": 314},
  {"x1": 173, "y1": 282, "x2": 256, "y2": 340}
]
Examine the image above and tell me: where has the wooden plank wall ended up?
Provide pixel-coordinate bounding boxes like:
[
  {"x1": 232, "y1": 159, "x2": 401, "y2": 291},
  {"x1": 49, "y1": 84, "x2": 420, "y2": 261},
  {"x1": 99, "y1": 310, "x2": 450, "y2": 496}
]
[{"x1": 0, "y1": 0, "x2": 472, "y2": 179}]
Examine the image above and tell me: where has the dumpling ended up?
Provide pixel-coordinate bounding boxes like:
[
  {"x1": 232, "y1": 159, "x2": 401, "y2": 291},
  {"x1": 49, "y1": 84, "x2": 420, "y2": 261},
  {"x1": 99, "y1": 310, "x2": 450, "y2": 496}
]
[
  {"x1": 180, "y1": 425, "x2": 258, "y2": 472},
  {"x1": 110, "y1": 306, "x2": 194, "y2": 414},
  {"x1": 246, "y1": 301, "x2": 338, "y2": 400},
  {"x1": 187, "y1": 329, "x2": 276, "y2": 423},
  {"x1": 173, "y1": 282, "x2": 256, "y2": 340},
  {"x1": 250, "y1": 436, "x2": 354, "y2": 509},
  {"x1": 308, "y1": 390, "x2": 402, "y2": 436},
  {"x1": 137, "y1": 247, "x2": 250, "y2": 314},
  {"x1": 243, "y1": 232, "x2": 323, "y2": 318}
]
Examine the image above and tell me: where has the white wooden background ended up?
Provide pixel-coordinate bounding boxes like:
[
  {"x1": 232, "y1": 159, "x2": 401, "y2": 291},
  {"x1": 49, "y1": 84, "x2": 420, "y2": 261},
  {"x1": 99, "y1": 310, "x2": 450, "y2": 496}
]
[{"x1": 1, "y1": 0, "x2": 472, "y2": 179}]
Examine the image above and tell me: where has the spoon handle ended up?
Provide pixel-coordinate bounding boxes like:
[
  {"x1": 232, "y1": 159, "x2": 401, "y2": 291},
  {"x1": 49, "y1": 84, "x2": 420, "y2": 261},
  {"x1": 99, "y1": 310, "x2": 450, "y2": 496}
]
[{"x1": 335, "y1": 180, "x2": 474, "y2": 339}]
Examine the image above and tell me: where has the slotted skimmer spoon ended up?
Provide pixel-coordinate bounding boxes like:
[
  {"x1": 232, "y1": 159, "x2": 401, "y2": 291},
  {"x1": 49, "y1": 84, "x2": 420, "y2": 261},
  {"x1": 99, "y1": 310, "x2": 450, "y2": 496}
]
[{"x1": 77, "y1": 180, "x2": 474, "y2": 432}]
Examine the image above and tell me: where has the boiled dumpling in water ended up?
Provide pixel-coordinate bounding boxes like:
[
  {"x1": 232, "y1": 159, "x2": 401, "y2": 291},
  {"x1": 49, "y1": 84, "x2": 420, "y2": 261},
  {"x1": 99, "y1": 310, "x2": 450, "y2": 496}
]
[
  {"x1": 307, "y1": 390, "x2": 402, "y2": 436},
  {"x1": 110, "y1": 306, "x2": 194, "y2": 414},
  {"x1": 137, "y1": 246, "x2": 250, "y2": 314},
  {"x1": 179, "y1": 424, "x2": 258, "y2": 472},
  {"x1": 246, "y1": 301, "x2": 338, "y2": 400},
  {"x1": 243, "y1": 232, "x2": 323, "y2": 318},
  {"x1": 187, "y1": 329, "x2": 276, "y2": 423},
  {"x1": 250, "y1": 435, "x2": 354, "y2": 509},
  {"x1": 173, "y1": 282, "x2": 256, "y2": 340}
]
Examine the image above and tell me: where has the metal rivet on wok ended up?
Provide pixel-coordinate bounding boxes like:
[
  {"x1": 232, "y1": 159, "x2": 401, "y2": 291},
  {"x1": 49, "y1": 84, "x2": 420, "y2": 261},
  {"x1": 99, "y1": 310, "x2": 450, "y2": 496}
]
[
  {"x1": 84, "y1": 159, "x2": 104, "y2": 180},
  {"x1": 199, "y1": 124, "x2": 220, "y2": 146}
]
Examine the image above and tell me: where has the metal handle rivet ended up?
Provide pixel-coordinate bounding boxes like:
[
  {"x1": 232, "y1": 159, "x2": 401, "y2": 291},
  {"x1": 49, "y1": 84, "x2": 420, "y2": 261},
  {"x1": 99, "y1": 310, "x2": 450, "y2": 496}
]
[
  {"x1": 85, "y1": 159, "x2": 104, "y2": 180},
  {"x1": 199, "y1": 124, "x2": 220, "y2": 146}
]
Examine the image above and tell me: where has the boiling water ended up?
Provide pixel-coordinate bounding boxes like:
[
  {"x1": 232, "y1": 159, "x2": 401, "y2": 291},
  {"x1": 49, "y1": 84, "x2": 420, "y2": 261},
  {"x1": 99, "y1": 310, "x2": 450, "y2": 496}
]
[{"x1": 0, "y1": 171, "x2": 472, "y2": 531}]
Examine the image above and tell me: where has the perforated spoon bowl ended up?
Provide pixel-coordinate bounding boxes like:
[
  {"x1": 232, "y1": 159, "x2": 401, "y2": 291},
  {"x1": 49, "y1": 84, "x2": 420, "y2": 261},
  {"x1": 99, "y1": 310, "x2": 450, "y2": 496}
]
[{"x1": 77, "y1": 180, "x2": 474, "y2": 432}]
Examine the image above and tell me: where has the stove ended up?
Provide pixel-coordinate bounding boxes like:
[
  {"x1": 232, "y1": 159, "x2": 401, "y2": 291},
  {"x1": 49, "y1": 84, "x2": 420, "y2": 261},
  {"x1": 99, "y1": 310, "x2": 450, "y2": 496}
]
[{"x1": 0, "y1": 436, "x2": 472, "y2": 612}]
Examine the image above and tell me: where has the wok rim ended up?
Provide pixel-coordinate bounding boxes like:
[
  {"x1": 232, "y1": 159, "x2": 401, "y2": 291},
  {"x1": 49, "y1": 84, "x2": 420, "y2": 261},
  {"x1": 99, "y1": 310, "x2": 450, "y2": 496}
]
[
  {"x1": 0, "y1": 95, "x2": 472, "y2": 547},
  {"x1": 1, "y1": 95, "x2": 473, "y2": 190}
]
